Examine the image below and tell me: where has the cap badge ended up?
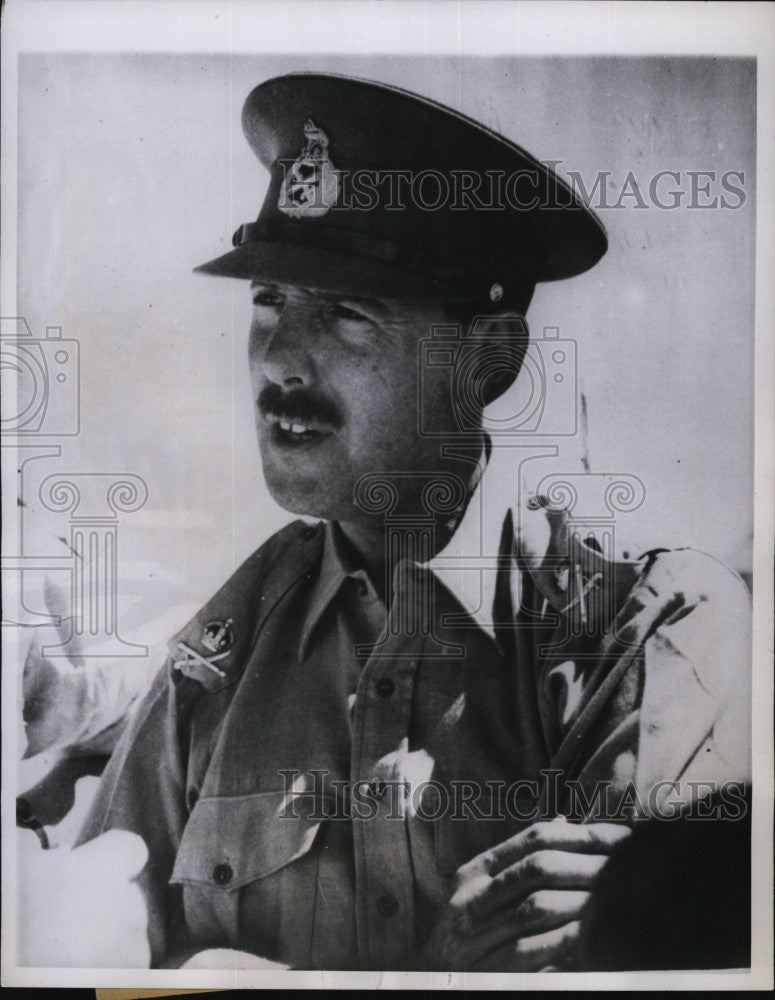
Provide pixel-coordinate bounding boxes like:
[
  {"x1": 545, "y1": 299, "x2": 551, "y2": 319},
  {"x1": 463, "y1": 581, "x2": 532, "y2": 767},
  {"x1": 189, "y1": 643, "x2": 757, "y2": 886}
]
[{"x1": 278, "y1": 119, "x2": 339, "y2": 219}]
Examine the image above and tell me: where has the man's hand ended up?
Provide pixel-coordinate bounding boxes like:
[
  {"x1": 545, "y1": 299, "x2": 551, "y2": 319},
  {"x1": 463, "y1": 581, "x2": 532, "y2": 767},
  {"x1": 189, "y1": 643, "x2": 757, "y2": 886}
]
[
  {"x1": 418, "y1": 817, "x2": 631, "y2": 971},
  {"x1": 18, "y1": 828, "x2": 151, "y2": 968}
]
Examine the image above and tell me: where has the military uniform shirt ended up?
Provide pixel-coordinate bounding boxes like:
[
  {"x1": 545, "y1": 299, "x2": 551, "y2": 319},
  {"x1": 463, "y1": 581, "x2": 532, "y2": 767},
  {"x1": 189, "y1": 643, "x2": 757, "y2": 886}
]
[{"x1": 76, "y1": 515, "x2": 751, "y2": 970}]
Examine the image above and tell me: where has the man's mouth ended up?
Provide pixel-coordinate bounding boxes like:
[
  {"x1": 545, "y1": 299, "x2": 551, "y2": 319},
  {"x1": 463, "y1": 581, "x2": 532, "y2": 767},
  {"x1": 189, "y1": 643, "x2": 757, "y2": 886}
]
[
  {"x1": 258, "y1": 385, "x2": 343, "y2": 448},
  {"x1": 263, "y1": 411, "x2": 336, "y2": 446}
]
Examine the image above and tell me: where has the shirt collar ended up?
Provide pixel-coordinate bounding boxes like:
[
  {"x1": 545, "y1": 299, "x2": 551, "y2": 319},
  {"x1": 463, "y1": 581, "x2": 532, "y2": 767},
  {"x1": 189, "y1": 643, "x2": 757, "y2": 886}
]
[
  {"x1": 297, "y1": 520, "x2": 382, "y2": 661},
  {"x1": 299, "y1": 445, "x2": 492, "y2": 654},
  {"x1": 297, "y1": 513, "x2": 496, "y2": 662},
  {"x1": 298, "y1": 490, "x2": 650, "y2": 662}
]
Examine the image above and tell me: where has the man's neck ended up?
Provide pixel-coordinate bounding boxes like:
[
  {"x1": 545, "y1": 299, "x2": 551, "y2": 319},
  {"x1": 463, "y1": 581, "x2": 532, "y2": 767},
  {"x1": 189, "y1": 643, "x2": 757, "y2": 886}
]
[{"x1": 333, "y1": 519, "x2": 389, "y2": 597}]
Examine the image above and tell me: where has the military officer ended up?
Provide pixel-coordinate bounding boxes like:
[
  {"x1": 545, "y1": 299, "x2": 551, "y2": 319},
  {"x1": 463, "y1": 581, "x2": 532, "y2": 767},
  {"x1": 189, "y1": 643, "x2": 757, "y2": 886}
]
[{"x1": 71, "y1": 73, "x2": 751, "y2": 971}]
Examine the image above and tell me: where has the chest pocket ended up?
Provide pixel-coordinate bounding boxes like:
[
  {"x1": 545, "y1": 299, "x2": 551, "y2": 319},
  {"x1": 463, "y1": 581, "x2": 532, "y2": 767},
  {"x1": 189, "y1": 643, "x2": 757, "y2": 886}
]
[{"x1": 170, "y1": 791, "x2": 325, "y2": 966}]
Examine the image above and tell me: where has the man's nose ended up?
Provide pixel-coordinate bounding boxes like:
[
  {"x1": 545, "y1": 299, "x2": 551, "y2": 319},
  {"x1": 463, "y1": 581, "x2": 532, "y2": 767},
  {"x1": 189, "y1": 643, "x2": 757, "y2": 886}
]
[{"x1": 258, "y1": 307, "x2": 317, "y2": 388}]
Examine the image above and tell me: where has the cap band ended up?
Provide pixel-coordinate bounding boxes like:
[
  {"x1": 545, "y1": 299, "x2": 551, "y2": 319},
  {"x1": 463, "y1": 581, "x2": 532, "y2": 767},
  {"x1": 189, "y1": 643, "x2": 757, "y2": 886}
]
[{"x1": 232, "y1": 219, "x2": 532, "y2": 306}]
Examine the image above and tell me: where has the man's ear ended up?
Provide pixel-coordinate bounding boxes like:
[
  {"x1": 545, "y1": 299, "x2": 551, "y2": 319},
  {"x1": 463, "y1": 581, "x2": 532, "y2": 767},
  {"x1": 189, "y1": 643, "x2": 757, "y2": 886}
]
[{"x1": 458, "y1": 312, "x2": 529, "y2": 408}]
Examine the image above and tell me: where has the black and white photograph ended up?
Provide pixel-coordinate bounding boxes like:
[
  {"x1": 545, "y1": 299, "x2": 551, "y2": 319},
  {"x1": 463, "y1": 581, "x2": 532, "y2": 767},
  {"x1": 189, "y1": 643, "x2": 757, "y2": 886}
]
[{"x1": 2, "y1": 0, "x2": 773, "y2": 990}]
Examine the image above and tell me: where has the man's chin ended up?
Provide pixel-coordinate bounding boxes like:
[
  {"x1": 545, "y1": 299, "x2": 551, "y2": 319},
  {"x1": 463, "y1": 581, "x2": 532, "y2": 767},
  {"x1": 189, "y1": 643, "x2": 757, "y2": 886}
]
[{"x1": 262, "y1": 474, "x2": 353, "y2": 524}]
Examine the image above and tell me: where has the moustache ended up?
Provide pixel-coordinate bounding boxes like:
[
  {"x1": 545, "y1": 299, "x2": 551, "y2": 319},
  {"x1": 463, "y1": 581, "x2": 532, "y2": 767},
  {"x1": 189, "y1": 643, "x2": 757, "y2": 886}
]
[{"x1": 258, "y1": 384, "x2": 344, "y2": 430}]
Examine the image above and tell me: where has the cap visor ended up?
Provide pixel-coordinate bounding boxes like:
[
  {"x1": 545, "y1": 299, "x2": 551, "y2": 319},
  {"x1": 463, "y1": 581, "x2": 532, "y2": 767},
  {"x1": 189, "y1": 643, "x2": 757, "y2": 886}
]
[{"x1": 194, "y1": 238, "x2": 482, "y2": 303}]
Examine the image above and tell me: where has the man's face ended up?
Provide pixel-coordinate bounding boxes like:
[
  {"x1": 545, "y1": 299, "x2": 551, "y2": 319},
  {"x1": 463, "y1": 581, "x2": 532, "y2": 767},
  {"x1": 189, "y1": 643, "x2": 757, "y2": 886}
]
[{"x1": 247, "y1": 281, "x2": 462, "y2": 523}]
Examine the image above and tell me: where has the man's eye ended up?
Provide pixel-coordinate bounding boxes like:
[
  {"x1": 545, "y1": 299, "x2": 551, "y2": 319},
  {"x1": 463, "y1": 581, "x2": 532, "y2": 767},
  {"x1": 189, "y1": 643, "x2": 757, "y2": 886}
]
[
  {"x1": 327, "y1": 302, "x2": 368, "y2": 323},
  {"x1": 251, "y1": 289, "x2": 284, "y2": 307}
]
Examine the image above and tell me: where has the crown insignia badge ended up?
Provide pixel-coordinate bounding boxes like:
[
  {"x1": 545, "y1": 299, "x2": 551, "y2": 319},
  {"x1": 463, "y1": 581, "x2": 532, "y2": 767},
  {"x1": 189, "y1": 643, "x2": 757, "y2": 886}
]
[
  {"x1": 201, "y1": 618, "x2": 234, "y2": 654},
  {"x1": 278, "y1": 119, "x2": 339, "y2": 219},
  {"x1": 172, "y1": 618, "x2": 234, "y2": 679}
]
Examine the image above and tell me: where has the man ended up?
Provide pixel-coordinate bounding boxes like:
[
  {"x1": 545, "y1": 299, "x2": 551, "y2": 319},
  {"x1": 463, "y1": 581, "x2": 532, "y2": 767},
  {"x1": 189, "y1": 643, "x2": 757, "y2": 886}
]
[{"x1": 70, "y1": 73, "x2": 750, "y2": 971}]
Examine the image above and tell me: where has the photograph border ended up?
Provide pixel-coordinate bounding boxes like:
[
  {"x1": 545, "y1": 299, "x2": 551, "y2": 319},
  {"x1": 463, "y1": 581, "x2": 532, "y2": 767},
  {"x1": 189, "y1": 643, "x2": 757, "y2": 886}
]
[{"x1": 2, "y1": 0, "x2": 773, "y2": 990}]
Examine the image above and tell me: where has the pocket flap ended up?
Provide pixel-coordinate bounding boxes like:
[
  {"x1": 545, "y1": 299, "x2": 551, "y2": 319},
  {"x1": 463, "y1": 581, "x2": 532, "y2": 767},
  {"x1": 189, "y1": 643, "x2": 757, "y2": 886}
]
[{"x1": 170, "y1": 791, "x2": 324, "y2": 890}]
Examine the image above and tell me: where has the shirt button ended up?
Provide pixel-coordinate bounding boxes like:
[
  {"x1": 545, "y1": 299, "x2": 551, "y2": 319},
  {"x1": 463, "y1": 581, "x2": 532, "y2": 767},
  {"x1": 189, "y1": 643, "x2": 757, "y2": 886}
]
[
  {"x1": 301, "y1": 524, "x2": 318, "y2": 541},
  {"x1": 376, "y1": 893, "x2": 399, "y2": 917},
  {"x1": 213, "y1": 863, "x2": 233, "y2": 886},
  {"x1": 356, "y1": 578, "x2": 369, "y2": 597},
  {"x1": 375, "y1": 677, "x2": 395, "y2": 697}
]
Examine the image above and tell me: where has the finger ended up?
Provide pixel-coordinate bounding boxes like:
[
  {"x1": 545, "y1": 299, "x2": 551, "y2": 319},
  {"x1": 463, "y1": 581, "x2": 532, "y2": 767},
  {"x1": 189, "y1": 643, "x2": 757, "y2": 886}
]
[
  {"x1": 498, "y1": 888, "x2": 589, "y2": 939},
  {"x1": 457, "y1": 850, "x2": 608, "y2": 923},
  {"x1": 448, "y1": 890, "x2": 589, "y2": 969},
  {"x1": 74, "y1": 829, "x2": 149, "y2": 879},
  {"x1": 480, "y1": 818, "x2": 630, "y2": 877},
  {"x1": 473, "y1": 919, "x2": 581, "y2": 972}
]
